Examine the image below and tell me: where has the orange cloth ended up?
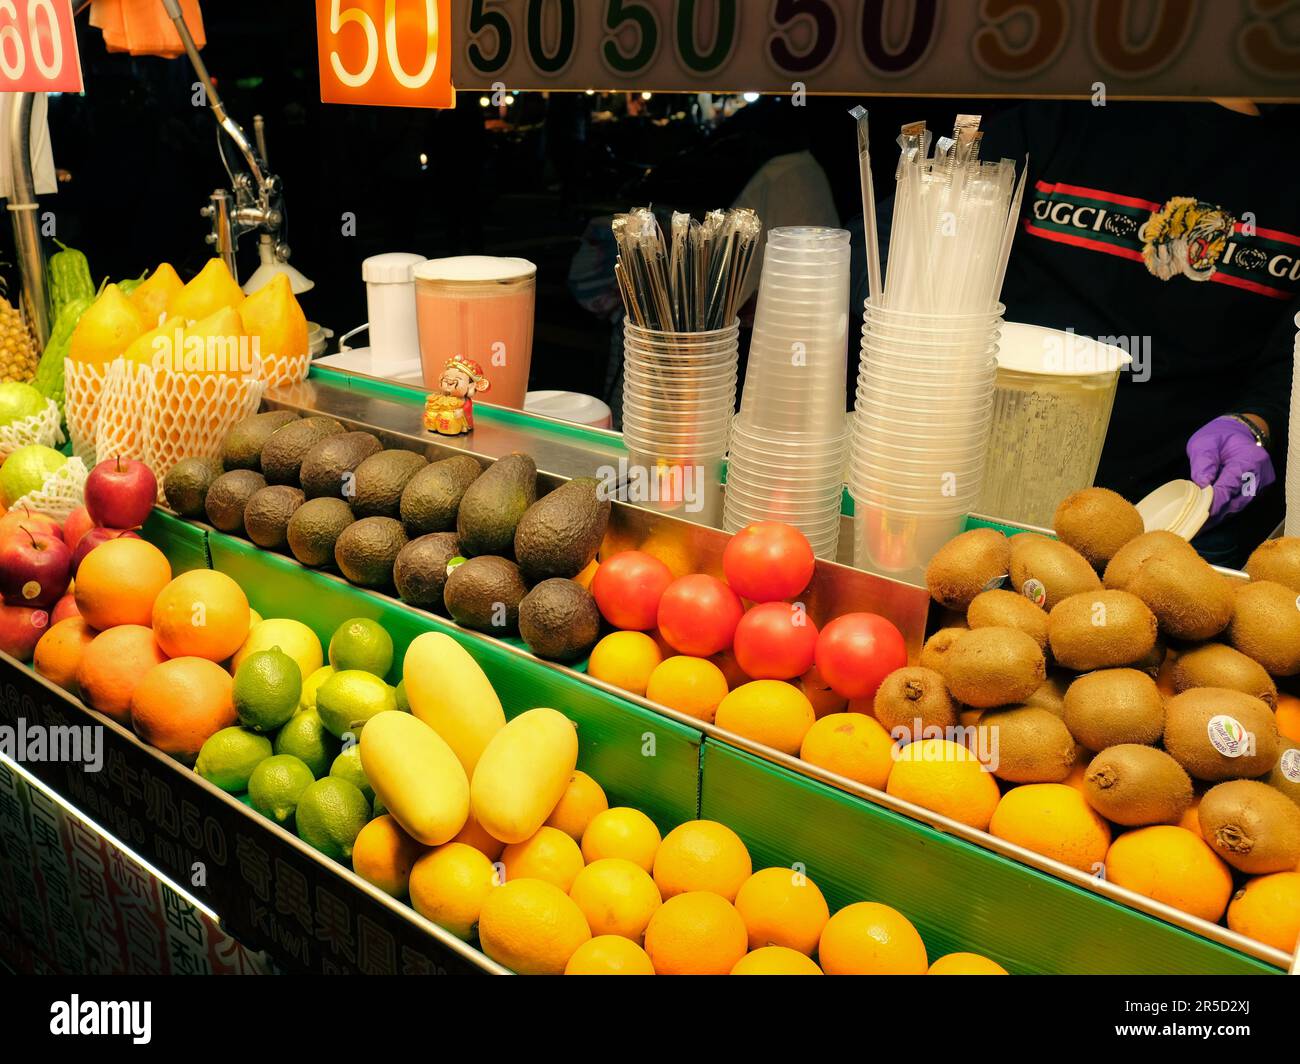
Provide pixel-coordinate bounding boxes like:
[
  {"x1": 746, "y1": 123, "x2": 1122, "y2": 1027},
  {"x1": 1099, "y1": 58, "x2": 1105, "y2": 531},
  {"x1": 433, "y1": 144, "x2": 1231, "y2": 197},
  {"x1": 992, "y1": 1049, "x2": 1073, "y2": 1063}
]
[{"x1": 91, "y1": 0, "x2": 206, "y2": 57}]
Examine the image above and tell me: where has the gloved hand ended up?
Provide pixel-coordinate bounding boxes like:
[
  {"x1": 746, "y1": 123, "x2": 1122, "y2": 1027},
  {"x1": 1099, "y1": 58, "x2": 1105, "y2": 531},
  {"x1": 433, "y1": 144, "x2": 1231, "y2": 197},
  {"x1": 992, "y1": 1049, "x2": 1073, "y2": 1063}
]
[{"x1": 1187, "y1": 416, "x2": 1276, "y2": 525}]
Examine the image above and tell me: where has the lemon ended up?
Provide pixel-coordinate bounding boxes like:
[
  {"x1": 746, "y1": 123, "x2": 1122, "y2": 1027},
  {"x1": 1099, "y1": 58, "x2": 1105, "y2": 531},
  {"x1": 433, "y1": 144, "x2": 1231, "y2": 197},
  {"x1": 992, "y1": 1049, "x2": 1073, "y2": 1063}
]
[
  {"x1": 328, "y1": 617, "x2": 394, "y2": 678},
  {"x1": 273, "y1": 708, "x2": 341, "y2": 778},
  {"x1": 233, "y1": 618, "x2": 323, "y2": 683},
  {"x1": 588, "y1": 632, "x2": 663, "y2": 697},
  {"x1": 393, "y1": 678, "x2": 409, "y2": 714},
  {"x1": 247, "y1": 754, "x2": 315, "y2": 826},
  {"x1": 195, "y1": 727, "x2": 272, "y2": 793},
  {"x1": 329, "y1": 743, "x2": 374, "y2": 805},
  {"x1": 581, "y1": 807, "x2": 662, "y2": 872},
  {"x1": 300, "y1": 665, "x2": 336, "y2": 712},
  {"x1": 295, "y1": 777, "x2": 370, "y2": 861},
  {"x1": 316, "y1": 670, "x2": 397, "y2": 740},
  {"x1": 233, "y1": 646, "x2": 303, "y2": 733}
]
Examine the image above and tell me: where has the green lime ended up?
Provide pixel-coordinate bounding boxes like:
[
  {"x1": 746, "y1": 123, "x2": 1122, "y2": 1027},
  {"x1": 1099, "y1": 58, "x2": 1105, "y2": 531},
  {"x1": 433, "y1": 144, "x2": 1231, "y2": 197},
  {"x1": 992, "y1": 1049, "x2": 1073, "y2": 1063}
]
[
  {"x1": 394, "y1": 678, "x2": 409, "y2": 714},
  {"x1": 295, "y1": 777, "x2": 370, "y2": 861},
  {"x1": 0, "y1": 382, "x2": 45, "y2": 426},
  {"x1": 0, "y1": 444, "x2": 65, "y2": 506},
  {"x1": 328, "y1": 618, "x2": 395, "y2": 678},
  {"x1": 247, "y1": 754, "x2": 315, "y2": 826},
  {"x1": 300, "y1": 665, "x2": 336, "y2": 712},
  {"x1": 195, "y1": 727, "x2": 273, "y2": 792},
  {"x1": 329, "y1": 743, "x2": 374, "y2": 805},
  {"x1": 316, "y1": 670, "x2": 398, "y2": 740},
  {"x1": 273, "y1": 707, "x2": 341, "y2": 778},
  {"x1": 371, "y1": 791, "x2": 387, "y2": 819},
  {"x1": 233, "y1": 646, "x2": 303, "y2": 733}
]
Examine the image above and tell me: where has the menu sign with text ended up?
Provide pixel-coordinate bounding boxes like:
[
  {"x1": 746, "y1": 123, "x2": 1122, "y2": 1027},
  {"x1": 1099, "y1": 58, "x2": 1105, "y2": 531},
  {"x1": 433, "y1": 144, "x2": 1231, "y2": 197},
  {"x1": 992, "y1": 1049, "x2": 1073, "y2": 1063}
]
[
  {"x1": 0, "y1": 0, "x2": 82, "y2": 93},
  {"x1": 317, "y1": 0, "x2": 455, "y2": 108}
]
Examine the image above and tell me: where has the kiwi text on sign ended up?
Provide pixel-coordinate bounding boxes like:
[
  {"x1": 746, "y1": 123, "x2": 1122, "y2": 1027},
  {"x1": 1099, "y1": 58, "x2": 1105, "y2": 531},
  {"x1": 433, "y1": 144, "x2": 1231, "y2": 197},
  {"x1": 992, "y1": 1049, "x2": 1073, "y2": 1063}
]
[
  {"x1": 0, "y1": 0, "x2": 82, "y2": 93},
  {"x1": 317, "y1": 0, "x2": 454, "y2": 109}
]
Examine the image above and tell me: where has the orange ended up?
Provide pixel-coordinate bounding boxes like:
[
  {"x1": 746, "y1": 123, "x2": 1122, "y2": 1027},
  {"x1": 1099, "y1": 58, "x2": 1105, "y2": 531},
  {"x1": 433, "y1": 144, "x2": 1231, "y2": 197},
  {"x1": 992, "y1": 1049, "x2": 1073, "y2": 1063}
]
[
  {"x1": 545, "y1": 770, "x2": 609, "y2": 840},
  {"x1": 409, "y1": 843, "x2": 499, "y2": 941},
  {"x1": 733, "y1": 867, "x2": 830, "y2": 956},
  {"x1": 151, "y1": 569, "x2": 250, "y2": 661},
  {"x1": 501, "y1": 827, "x2": 585, "y2": 892},
  {"x1": 1178, "y1": 796, "x2": 1201, "y2": 836},
  {"x1": 1105, "y1": 825, "x2": 1233, "y2": 923},
  {"x1": 565, "y1": 935, "x2": 656, "y2": 975},
  {"x1": 568, "y1": 858, "x2": 662, "y2": 941},
  {"x1": 731, "y1": 946, "x2": 823, "y2": 975},
  {"x1": 885, "y1": 738, "x2": 1002, "y2": 830},
  {"x1": 989, "y1": 784, "x2": 1112, "y2": 874},
  {"x1": 129, "y1": 657, "x2": 236, "y2": 764},
  {"x1": 643, "y1": 892, "x2": 747, "y2": 975},
  {"x1": 74, "y1": 538, "x2": 172, "y2": 630},
  {"x1": 798, "y1": 664, "x2": 848, "y2": 718},
  {"x1": 582, "y1": 807, "x2": 661, "y2": 872},
  {"x1": 33, "y1": 617, "x2": 97, "y2": 695},
  {"x1": 1061, "y1": 758, "x2": 1089, "y2": 796},
  {"x1": 1277, "y1": 693, "x2": 1300, "y2": 744},
  {"x1": 76, "y1": 625, "x2": 168, "y2": 723},
  {"x1": 928, "y1": 952, "x2": 1009, "y2": 975},
  {"x1": 818, "y1": 902, "x2": 928, "y2": 975},
  {"x1": 451, "y1": 809, "x2": 506, "y2": 861},
  {"x1": 653, "y1": 820, "x2": 752, "y2": 902},
  {"x1": 588, "y1": 632, "x2": 662, "y2": 697},
  {"x1": 645, "y1": 656, "x2": 729, "y2": 722},
  {"x1": 714, "y1": 680, "x2": 816, "y2": 755},
  {"x1": 709, "y1": 649, "x2": 750, "y2": 692},
  {"x1": 1226, "y1": 872, "x2": 1300, "y2": 953},
  {"x1": 478, "y1": 878, "x2": 591, "y2": 975},
  {"x1": 352, "y1": 815, "x2": 425, "y2": 898},
  {"x1": 799, "y1": 713, "x2": 895, "y2": 789},
  {"x1": 573, "y1": 559, "x2": 599, "y2": 591}
]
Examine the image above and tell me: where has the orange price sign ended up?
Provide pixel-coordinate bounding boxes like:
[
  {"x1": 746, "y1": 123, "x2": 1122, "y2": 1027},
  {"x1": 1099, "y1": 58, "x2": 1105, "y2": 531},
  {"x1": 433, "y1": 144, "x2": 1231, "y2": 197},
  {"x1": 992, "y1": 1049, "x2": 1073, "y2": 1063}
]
[
  {"x1": 0, "y1": 0, "x2": 82, "y2": 93},
  {"x1": 316, "y1": 0, "x2": 454, "y2": 109}
]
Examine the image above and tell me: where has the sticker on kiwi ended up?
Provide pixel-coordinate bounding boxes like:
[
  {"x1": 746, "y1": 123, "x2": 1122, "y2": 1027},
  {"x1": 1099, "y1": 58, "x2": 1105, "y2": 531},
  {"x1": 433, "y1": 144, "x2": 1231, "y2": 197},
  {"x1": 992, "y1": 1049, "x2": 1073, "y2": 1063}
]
[
  {"x1": 1020, "y1": 578, "x2": 1047, "y2": 609},
  {"x1": 446, "y1": 555, "x2": 467, "y2": 577},
  {"x1": 1206, "y1": 714, "x2": 1248, "y2": 758},
  {"x1": 983, "y1": 572, "x2": 1008, "y2": 593},
  {"x1": 1281, "y1": 748, "x2": 1300, "y2": 783}
]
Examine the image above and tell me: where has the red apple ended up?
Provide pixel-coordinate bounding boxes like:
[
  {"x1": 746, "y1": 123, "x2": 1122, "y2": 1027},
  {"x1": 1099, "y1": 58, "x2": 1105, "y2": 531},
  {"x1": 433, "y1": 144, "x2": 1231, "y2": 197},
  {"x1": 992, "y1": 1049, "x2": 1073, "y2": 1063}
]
[
  {"x1": 0, "y1": 526, "x2": 71, "y2": 609},
  {"x1": 0, "y1": 602, "x2": 49, "y2": 661},
  {"x1": 0, "y1": 507, "x2": 62, "y2": 542},
  {"x1": 51, "y1": 593, "x2": 80, "y2": 624},
  {"x1": 70, "y1": 526, "x2": 139, "y2": 574},
  {"x1": 63, "y1": 506, "x2": 95, "y2": 550},
  {"x1": 84, "y1": 457, "x2": 157, "y2": 529}
]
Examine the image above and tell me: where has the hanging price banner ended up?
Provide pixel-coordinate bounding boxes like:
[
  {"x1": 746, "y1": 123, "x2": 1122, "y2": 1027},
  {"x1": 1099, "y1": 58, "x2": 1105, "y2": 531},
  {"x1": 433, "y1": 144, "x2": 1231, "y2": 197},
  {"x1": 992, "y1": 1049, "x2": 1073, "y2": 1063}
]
[
  {"x1": 0, "y1": 0, "x2": 82, "y2": 93},
  {"x1": 316, "y1": 0, "x2": 455, "y2": 108}
]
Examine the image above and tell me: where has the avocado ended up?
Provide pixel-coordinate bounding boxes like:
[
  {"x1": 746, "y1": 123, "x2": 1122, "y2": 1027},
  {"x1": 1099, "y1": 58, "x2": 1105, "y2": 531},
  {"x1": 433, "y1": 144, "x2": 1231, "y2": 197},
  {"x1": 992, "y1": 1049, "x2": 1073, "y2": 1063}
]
[
  {"x1": 400, "y1": 455, "x2": 483, "y2": 536},
  {"x1": 243, "y1": 485, "x2": 305, "y2": 551},
  {"x1": 443, "y1": 555, "x2": 528, "y2": 634},
  {"x1": 260, "y1": 416, "x2": 345, "y2": 485},
  {"x1": 300, "y1": 432, "x2": 383, "y2": 499},
  {"x1": 287, "y1": 497, "x2": 354, "y2": 568},
  {"x1": 334, "y1": 517, "x2": 408, "y2": 588},
  {"x1": 456, "y1": 453, "x2": 537, "y2": 557},
  {"x1": 205, "y1": 469, "x2": 267, "y2": 535},
  {"x1": 350, "y1": 449, "x2": 429, "y2": 519},
  {"x1": 221, "y1": 410, "x2": 299, "y2": 471},
  {"x1": 393, "y1": 532, "x2": 461, "y2": 609},
  {"x1": 514, "y1": 477, "x2": 611, "y2": 581},
  {"x1": 518, "y1": 579, "x2": 601, "y2": 663},
  {"x1": 163, "y1": 457, "x2": 223, "y2": 518}
]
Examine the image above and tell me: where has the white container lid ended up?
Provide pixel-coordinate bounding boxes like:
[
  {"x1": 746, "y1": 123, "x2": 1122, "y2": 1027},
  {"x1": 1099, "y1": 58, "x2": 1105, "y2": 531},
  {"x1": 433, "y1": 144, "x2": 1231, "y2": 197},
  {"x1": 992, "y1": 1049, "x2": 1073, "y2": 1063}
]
[
  {"x1": 997, "y1": 322, "x2": 1134, "y2": 377},
  {"x1": 1136, "y1": 480, "x2": 1213, "y2": 540},
  {"x1": 363, "y1": 252, "x2": 427, "y2": 284},
  {"x1": 414, "y1": 255, "x2": 537, "y2": 283}
]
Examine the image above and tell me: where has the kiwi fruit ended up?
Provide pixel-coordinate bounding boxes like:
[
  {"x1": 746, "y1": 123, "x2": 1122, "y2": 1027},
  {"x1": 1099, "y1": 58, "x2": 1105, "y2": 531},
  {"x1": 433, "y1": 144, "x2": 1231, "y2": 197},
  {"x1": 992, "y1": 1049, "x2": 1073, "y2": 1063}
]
[
  {"x1": 1103, "y1": 530, "x2": 1198, "y2": 590},
  {"x1": 1082, "y1": 744, "x2": 1193, "y2": 826},
  {"x1": 1197, "y1": 778, "x2": 1300, "y2": 874},
  {"x1": 1047, "y1": 590, "x2": 1157, "y2": 671},
  {"x1": 1244, "y1": 537, "x2": 1300, "y2": 592},
  {"x1": 1264, "y1": 739, "x2": 1300, "y2": 808},
  {"x1": 924, "y1": 528, "x2": 1010, "y2": 610},
  {"x1": 1130, "y1": 634, "x2": 1167, "y2": 678},
  {"x1": 1127, "y1": 553, "x2": 1235, "y2": 643},
  {"x1": 920, "y1": 627, "x2": 965, "y2": 674},
  {"x1": 1025, "y1": 670, "x2": 1071, "y2": 719},
  {"x1": 1053, "y1": 487, "x2": 1145, "y2": 571},
  {"x1": 1227, "y1": 580, "x2": 1300, "y2": 677},
  {"x1": 967, "y1": 589, "x2": 1049, "y2": 651},
  {"x1": 977, "y1": 705, "x2": 1075, "y2": 783},
  {"x1": 1008, "y1": 534, "x2": 1101, "y2": 611},
  {"x1": 941, "y1": 627, "x2": 1046, "y2": 709},
  {"x1": 873, "y1": 667, "x2": 957, "y2": 737},
  {"x1": 1171, "y1": 643, "x2": 1277, "y2": 708},
  {"x1": 1062, "y1": 668, "x2": 1164, "y2": 752},
  {"x1": 1162, "y1": 687, "x2": 1278, "y2": 781}
]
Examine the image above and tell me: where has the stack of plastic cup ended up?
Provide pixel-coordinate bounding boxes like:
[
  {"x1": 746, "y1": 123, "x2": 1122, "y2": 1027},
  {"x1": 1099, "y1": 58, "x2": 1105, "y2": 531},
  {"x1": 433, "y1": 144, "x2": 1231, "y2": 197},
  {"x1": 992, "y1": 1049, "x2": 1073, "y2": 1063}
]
[
  {"x1": 725, "y1": 228, "x2": 851, "y2": 559},
  {"x1": 1286, "y1": 319, "x2": 1300, "y2": 537},
  {"x1": 622, "y1": 319, "x2": 739, "y2": 525},
  {"x1": 849, "y1": 300, "x2": 1004, "y2": 581}
]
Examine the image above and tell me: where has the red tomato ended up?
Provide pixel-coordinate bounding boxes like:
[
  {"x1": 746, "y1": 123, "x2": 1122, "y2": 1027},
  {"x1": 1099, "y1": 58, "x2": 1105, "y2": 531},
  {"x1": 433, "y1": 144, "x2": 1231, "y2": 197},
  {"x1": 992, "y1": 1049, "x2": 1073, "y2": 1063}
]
[
  {"x1": 733, "y1": 602, "x2": 820, "y2": 680},
  {"x1": 814, "y1": 613, "x2": 907, "y2": 701},
  {"x1": 592, "y1": 551, "x2": 674, "y2": 631},
  {"x1": 723, "y1": 522, "x2": 816, "y2": 603},
  {"x1": 657, "y1": 574, "x2": 743, "y2": 657}
]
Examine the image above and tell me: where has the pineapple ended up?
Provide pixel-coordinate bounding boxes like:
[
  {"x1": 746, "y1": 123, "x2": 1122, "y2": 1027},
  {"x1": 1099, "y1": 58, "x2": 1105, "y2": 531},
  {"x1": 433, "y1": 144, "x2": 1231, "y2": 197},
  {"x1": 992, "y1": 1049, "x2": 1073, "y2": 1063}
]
[{"x1": 0, "y1": 295, "x2": 38, "y2": 382}]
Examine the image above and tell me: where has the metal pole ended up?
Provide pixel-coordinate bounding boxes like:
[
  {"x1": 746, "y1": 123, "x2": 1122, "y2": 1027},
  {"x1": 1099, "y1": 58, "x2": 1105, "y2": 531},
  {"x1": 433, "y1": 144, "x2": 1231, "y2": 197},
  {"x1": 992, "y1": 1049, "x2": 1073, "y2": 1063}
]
[{"x1": 7, "y1": 92, "x2": 49, "y2": 345}]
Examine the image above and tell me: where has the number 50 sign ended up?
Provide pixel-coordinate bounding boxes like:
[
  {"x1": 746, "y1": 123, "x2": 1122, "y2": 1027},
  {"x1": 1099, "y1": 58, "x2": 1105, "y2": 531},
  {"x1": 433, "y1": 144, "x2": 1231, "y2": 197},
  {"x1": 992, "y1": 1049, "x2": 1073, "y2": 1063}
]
[
  {"x1": 316, "y1": 0, "x2": 454, "y2": 108},
  {"x1": 0, "y1": 0, "x2": 81, "y2": 93}
]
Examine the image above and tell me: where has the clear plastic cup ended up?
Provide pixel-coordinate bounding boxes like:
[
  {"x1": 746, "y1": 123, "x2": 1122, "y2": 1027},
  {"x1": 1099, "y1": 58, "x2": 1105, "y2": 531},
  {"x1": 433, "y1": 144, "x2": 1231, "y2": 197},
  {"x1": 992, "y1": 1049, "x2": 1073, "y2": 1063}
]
[
  {"x1": 727, "y1": 439, "x2": 849, "y2": 469},
  {"x1": 622, "y1": 416, "x2": 731, "y2": 443}
]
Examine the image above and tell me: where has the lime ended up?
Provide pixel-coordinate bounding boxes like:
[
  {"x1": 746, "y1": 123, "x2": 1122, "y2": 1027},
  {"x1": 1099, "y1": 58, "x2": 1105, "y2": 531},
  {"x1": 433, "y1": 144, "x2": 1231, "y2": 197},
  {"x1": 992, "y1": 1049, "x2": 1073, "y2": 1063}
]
[
  {"x1": 393, "y1": 678, "x2": 409, "y2": 714},
  {"x1": 294, "y1": 777, "x2": 370, "y2": 861},
  {"x1": 316, "y1": 670, "x2": 398, "y2": 740},
  {"x1": 233, "y1": 646, "x2": 303, "y2": 733},
  {"x1": 273, "y1": 707, "x2": 341, "y2": 778},
  {"x1": 371, "y1": 791, "x2": 387, "y2": 819},
  {"x1": 0, "y1": 382, "x2": 45, "y2": 426},
  {"x1": 195, "y1": 727, "x2": 273, "y2": 792},
  {"x1": 328, "y1": 618, "x2": 394, "y2": 678},
  {"x1": 0, "y1": 444, "x2": 66, "y2": 507},
  {"x1": 329, "y1": 743, "x2": 374, "y2": 804},
  {"x1": 300, "y1": 665, "x2": 336, "y2": 712},
  {"x1": 247, "y1": 754, "x2": 315, "y2": 826},
  {"x1": 233, "y1": 618, "x2": 323, "y2": 682}
]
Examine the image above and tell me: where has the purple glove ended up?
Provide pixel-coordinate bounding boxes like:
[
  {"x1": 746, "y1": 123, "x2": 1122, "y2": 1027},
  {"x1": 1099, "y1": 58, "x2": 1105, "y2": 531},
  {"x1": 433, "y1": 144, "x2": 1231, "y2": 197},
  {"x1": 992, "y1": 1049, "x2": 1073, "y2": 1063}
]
[{"x1": 1187, "y1": 416, "x2": 1276, "y2": 524}]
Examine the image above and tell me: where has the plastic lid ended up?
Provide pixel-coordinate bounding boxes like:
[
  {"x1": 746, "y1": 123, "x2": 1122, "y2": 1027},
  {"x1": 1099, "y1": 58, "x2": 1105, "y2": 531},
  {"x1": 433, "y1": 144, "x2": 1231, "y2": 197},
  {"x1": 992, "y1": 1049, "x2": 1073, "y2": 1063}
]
[
  {"x1": 1136, "y1": 480, "x2": 1213, "y2": 540},
  {"x1": 363, "y1": 253, "x2": 427, "y2": 284},
  {"x1": 413, "y1": 255, "x2": 537, "y2": 283},
  {"x1": 996, "y1": 322, "x2": 1134, "y2": 377}
]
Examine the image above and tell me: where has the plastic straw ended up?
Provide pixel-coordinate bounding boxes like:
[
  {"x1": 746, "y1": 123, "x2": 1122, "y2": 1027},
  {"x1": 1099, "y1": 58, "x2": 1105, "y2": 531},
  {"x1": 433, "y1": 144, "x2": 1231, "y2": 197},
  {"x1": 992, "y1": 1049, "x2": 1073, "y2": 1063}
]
[{"x1": 849, "y1": 106, "x2": 882, "y2": 304}]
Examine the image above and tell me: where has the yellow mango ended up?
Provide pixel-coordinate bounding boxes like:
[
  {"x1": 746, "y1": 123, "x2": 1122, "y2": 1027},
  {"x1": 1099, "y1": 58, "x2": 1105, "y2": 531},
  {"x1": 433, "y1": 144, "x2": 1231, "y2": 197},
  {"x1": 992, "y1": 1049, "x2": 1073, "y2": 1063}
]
[
  {"x1": 471, "y1": 708, "x2": 578, "y2": 844},
  {"x1": 360, "y1": 711, "x2": 469, "y2": 846},
  {"x1": 166, "y1": 257, "x2": 244, "y2": 323},
  {"x1": 129, "y1": 262, "x2": 183, "y2": 326},
  {"x1": 403, "y1": 632, "x2": 505, "y2": 776}
]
